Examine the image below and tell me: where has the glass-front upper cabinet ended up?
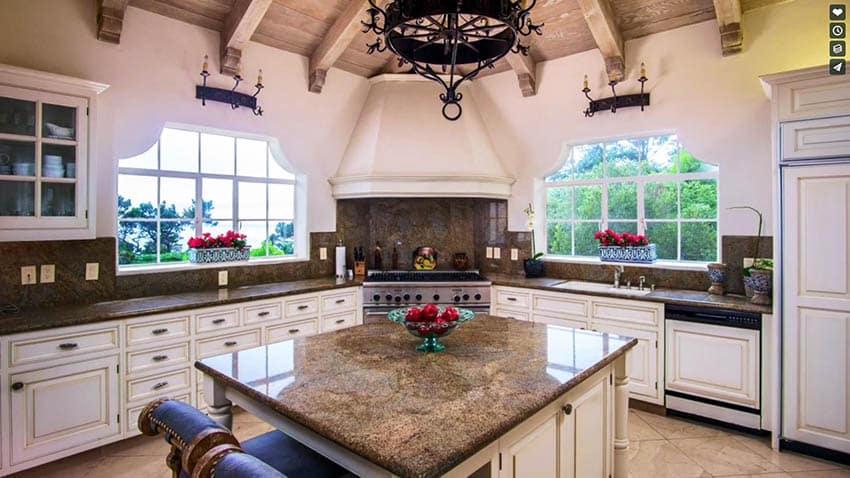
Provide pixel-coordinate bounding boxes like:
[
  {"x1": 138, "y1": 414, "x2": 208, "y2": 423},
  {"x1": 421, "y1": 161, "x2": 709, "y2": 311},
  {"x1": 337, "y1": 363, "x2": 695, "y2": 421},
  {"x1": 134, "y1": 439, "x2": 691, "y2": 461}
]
[{"x1": 0, "y1": 64, "x2": 107, "y2": 241}]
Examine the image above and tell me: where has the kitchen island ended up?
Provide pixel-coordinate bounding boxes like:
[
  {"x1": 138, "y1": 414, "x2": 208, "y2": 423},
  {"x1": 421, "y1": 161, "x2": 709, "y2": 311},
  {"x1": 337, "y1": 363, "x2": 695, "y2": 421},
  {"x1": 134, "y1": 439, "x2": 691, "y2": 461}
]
[{"x1": 196, "y1": 315, "x2": 636, "y2": 478}]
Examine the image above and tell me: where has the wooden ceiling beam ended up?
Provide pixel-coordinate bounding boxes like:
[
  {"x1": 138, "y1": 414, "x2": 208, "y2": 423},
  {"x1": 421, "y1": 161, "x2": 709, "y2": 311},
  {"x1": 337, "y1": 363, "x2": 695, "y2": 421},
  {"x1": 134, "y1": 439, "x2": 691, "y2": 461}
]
[
  {"x1": 96, "y1": 0, "x2": 129, "y2": 44},
  {"x1": 505, "y1": 52, "x2": 537, "y2": 97},
  {"x1": 575, "y1": 0, "x2": 625, "y2": 82},
  {"x1": 221, "y1": 0, "x2": 274, "y2": 75},
  {"x1": 309, "y1": 0, "x2": 374, "y2": 93},
  {"x1": 713, "y1": 0, "x2": 743, "y2": 56}
]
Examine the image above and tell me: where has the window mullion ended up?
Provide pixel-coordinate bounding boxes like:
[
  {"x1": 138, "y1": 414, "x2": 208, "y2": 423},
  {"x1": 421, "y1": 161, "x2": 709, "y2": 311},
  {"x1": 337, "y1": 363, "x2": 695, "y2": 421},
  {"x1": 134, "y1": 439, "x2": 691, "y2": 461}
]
[{"x1": 637, "y1": 180, "x2": 645, "y2": 236}]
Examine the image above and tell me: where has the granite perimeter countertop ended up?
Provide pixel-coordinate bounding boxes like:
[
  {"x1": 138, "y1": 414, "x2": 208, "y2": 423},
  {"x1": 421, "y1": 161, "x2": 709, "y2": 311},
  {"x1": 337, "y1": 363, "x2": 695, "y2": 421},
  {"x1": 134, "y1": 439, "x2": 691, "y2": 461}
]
[
  {"x1": 485, "y1": 273, "x2": 772, "y2": 315},
  {"x1": 196, "y1": 315, "x2": 636, "y2": 478},
  {"x1": 0, "y1": 277, "x2": 362, "y2": 336}
]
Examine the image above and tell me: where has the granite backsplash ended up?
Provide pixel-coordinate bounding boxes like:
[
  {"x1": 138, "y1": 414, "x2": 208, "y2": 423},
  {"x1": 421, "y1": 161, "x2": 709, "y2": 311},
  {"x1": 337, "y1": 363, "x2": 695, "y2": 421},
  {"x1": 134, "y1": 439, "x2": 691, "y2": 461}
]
[{"x1": 0, "y1": 196, "x2": 772, "y2": 308}]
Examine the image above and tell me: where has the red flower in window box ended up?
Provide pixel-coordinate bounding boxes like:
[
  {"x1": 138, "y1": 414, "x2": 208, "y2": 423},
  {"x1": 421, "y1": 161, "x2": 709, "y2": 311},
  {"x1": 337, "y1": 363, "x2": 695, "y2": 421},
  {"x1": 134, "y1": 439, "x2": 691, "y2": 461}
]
[{"x1": 187, "y1": 230, "x2": 248, "y2": 250}]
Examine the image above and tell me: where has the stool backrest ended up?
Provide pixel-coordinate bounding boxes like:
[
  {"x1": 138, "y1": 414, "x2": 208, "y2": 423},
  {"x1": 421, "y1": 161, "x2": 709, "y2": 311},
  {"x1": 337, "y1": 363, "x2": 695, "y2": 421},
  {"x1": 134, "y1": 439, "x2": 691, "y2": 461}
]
[{"x1": 192, "y1": 444, "x2": 288, "y2": 478}]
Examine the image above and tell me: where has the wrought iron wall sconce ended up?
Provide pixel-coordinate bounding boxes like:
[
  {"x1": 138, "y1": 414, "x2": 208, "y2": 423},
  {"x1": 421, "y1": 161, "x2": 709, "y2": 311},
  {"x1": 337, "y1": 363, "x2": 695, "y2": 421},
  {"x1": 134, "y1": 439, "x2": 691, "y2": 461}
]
[
  {"x1": 196, "y1": 55, "x2": 264, "y2": 116},
  {"x1": 582, "y1": 63, "x2": 649, "y2": 117}
]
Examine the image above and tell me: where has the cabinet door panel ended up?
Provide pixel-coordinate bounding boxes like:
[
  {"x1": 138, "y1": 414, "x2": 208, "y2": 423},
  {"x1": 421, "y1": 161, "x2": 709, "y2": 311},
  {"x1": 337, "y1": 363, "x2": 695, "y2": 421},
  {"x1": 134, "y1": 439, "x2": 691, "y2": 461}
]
[
  {"x1": 592, "y1": 323, "x2": 659, "y2": 402},
  {"x1": 502, "y1": 414, "x2": 558, "y2": 478},
  {"x1": 10, "y1": 356, "x2": 119, "y2": 464},
  {"x1": 560, "y1": 376, "x2": 611, "y2": 478},
  {"x1": 782, "y1": 116, "x2": 850, "y2": 160}
]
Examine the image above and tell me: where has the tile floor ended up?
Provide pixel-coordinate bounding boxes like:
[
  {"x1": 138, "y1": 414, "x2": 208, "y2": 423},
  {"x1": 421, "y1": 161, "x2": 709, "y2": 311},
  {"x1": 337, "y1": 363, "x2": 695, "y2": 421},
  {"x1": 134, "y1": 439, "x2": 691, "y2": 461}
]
[{"x1": 8, "y1": 408, "x2": 849, "y2": 478}]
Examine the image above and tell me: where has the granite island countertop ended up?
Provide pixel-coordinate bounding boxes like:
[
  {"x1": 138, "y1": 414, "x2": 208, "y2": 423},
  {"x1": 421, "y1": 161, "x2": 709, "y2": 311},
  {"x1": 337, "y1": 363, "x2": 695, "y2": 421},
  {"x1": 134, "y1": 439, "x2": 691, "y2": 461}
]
[
  {"x1": 0, "y1": 277, "x2": 362, "y2": 335},
  {"x1": 195, "y1": 315, "x2": 636, "y2": 478},
  {"x1": 485, "y1": 273, "x2": 772, "y2": 315}
]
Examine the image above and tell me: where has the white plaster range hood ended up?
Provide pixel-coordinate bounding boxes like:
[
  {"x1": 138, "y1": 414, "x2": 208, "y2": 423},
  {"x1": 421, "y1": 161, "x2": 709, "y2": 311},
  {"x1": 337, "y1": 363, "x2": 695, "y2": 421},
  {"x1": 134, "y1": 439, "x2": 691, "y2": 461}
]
[{"x1": 330, "y1": 75, "x2": 515, "y2": 199}]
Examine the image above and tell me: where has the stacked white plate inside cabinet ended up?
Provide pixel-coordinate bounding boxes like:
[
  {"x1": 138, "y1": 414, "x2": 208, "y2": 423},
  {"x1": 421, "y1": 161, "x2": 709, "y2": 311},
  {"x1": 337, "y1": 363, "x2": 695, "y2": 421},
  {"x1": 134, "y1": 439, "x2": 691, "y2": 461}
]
[{"x1": 43, "y1": 155, "x2": 64, "y2": 178}]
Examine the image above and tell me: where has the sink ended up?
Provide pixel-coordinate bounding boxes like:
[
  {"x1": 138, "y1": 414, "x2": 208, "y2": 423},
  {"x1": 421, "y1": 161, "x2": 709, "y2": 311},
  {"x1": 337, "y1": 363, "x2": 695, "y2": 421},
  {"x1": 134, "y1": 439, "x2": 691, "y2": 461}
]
[{"x1": 555, "y1": 280, "x2": 653, "y2": 296}]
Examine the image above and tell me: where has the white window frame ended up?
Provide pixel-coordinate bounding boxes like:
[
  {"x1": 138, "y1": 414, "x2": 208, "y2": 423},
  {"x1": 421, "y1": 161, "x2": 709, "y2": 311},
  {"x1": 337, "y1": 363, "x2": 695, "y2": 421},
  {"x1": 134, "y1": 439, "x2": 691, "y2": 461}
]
[
  {"x1": 117, "y1": 124, "x2": 307, "y2": 272},
  {"x1": 541, "y1": 133, "x2": 719, "y2": 265}
]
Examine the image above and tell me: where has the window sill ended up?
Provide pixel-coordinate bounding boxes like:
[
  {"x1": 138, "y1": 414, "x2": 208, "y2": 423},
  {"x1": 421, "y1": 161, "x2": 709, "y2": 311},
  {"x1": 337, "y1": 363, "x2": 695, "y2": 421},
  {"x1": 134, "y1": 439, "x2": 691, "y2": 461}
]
[
  {"x1": 542, "y1": 255, "x2": 710, "y2": 272},
  {"x1": 117, "y1": 255, "x2": 310, "y2": 276}
]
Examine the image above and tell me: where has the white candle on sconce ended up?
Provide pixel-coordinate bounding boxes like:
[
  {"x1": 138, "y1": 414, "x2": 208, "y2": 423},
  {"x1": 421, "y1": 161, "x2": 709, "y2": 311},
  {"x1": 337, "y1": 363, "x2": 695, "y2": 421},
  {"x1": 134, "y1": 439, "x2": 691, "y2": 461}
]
[
  {"x1": 202, "y1": 54, "x2": 209, "y2": 73},
  {"x1": 640, "y1": 62, "x2": 647, "y2": 78},
  {"x1": 583, "y1": 74, "x2": 589, "y2": 90},
  {"x1": 257, "y1": 69, "x2": 263, "y2": 86}
]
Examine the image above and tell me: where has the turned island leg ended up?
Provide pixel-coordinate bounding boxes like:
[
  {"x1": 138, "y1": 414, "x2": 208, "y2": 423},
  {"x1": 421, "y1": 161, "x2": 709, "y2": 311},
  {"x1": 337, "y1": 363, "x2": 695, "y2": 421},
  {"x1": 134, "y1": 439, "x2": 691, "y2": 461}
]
[
  {"x1": 613, "y1": 356, "x2": 630, "y2": 478},
  {"x1": 203, "y1": 376, "x2": 233, "y2": 430}
]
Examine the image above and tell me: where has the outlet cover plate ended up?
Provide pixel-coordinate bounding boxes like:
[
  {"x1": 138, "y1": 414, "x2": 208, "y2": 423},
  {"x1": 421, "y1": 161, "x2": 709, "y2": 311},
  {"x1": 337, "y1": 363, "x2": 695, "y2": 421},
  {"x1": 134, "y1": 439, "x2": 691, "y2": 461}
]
[
  {"x1": 85, "y1": 263, "x2": 99, "y2": 281},
  {"x1": 493, "y1": 247, "x2": 501, "y2": 259},
  {"x1": 21, "y1": 266, "x2": 37, "y2": 285},
  {"x1": 319, "y1": 247, "x2": 328, "y2": 260},
  {"x1": 511, "y1": 248, "x2": 519, "y2": 261},
  {"x1": 218, "y1": 270, "x2": 228, "y2": 286},
  {"x1": 40, "y1": 265, "x2": 55, "y2": 283},
  {"x1": 486, "y1": 247, "x2": 493, "y2": 259}
]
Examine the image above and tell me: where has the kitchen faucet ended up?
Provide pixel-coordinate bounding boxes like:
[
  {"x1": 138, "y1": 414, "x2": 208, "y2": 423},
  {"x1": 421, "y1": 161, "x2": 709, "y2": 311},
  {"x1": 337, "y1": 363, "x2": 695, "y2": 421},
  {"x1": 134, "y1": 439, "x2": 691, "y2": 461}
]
[{"x1": 613, "y1": 265, "x2": 624, "y2": 288}]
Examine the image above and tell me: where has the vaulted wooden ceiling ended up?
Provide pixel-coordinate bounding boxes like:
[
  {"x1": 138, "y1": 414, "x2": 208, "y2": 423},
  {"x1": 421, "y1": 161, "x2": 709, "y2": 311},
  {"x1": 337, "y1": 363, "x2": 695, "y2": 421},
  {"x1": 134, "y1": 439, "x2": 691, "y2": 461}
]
[{"x1": 97, "y1": 0, "x2": 785, "y2": 96}]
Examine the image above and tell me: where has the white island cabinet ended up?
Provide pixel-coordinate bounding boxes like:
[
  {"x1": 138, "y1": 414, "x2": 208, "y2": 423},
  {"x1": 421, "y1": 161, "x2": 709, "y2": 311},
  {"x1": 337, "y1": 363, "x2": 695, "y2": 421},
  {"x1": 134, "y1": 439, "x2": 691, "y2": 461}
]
[{"x1": 0, "y1": 286, "x2": 361, "y2": 476}]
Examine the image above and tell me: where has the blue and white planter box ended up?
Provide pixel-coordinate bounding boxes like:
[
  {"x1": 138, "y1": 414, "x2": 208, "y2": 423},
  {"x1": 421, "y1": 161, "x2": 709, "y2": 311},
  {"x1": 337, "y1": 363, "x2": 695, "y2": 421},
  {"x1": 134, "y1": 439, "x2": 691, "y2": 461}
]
[
  {"x1": 599, "y1": 244, "x2": 657, "y2": 264},
  {"x1": 189, "y1": 247, "x2": 251, "y2": 264}
]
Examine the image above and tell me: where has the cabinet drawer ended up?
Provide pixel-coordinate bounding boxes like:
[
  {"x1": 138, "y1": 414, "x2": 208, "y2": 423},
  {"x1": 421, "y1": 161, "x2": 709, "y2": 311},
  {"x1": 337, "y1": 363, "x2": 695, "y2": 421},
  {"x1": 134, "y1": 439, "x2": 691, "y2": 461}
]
[
  {"x1": 493, "y1": 307, "x2": 530, "y2": 322},
  {"x1": 244, "y1": 302, "x2": 282, "y2": 325},
  {"x1": 126, "y1": 316, "x2": 190, "y2": 347},
  {"x1": 126, "y1": 342, "x2": 190, "y2": 376},
  {"x1": 591, "y1": 299, "x2": 661, "y2": 328},
  {"x1": 267, "y1": 318, "x2": 318, "y2": 343},
  {"x1": 127, "y1": 368, "x2": 191, "y2": 403},
  {"x1": 322, "y1": 311, "x2": 357, "y2": 332},
  {"x1": 495, "y1": 288, "x2": 530, "y2": 308},
  {"x1": 127, "y1": 394, "x2": 190, "y2": 435},
  {"x1": 532, "y1": 293, "x2": 588, "y2": 318},
  {"x1": 10, "y1": 327, "x2": 119, "y2": 367},
  {"x1": 284, "y1": 296, "x2": 319, "y2": 317},
  {"x1": 196, "y1": 330, "x2": 261, "y2": 359},
  {"x1": 321, "y1": 291, "x2": 357, "y2": 314},
  {"x1": 532, "y1": 313, "x2": 588, "y2": 330},
  {"x1": 196, "y1": 308, "x2": 240, "y2": 334},
  {"x1": 782, "y1": 116, "x2": 850, "y2": 160}
]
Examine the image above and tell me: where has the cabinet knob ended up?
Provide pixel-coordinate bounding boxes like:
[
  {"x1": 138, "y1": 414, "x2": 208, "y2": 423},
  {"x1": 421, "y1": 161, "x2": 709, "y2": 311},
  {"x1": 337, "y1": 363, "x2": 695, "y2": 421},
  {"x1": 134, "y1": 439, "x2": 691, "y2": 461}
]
[
  {"x1": 257, "y1": 311, "x2": 270, "y2": 317},
  {"x1": 11, "y1": 382, "x2": 23, "y2": 391},
  {"x1": 335, "y1": 319, "x2": 345, "y2": 324},
  {"x1": 151, "y1": 328, "x2": 169, "y2": 335},
  {"x1": 562, "y1": 404, "x2": 573, "y2": 415},
  {"x1": 224, "y1": 341, "x2": 238, "y2": 347},
  {"x1": 212, "y1": 318, "x2": 226, "y2": 325},
  {"x1": 58, "y1": 342, "x2": 79, "y2": 350},
  {"x1": 288, "y1": 329, "x2": 300, "y2": 334},
  {"x1": 152, "y1": 355, "x2": 169, "y2": 362},
  {"x1": 152, "y1": 381, "x2": 169, "y2": 390},
  {"x1": 297, "y1": 305, "x2": 309, "y2": 310},
  {"x1": 335, "y1": 299, "x2": 346, "y2": 304}
]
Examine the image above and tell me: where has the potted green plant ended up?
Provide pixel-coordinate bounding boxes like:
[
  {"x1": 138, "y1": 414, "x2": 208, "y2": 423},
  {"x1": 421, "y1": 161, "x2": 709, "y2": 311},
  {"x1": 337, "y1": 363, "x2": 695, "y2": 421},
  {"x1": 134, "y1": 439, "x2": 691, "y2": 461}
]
[
  {"x1": 523, "y1": 203, "x2": 545, "y2": 278},
  {"x1": 728, "y1": 206, "x2": 772, "y2": 301}
]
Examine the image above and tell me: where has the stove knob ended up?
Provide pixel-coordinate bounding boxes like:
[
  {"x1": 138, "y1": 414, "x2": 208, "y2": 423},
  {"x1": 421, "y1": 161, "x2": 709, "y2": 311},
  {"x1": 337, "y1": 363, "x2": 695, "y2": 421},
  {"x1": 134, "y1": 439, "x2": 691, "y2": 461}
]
[
  {"x1": 415, "y1": 294, "x2": 422, "y2": 302},
  {"x1": 453, "y1": 295, "x2": 461, "y2": 303},
  {"x1": 394, "y1": 296, "x2": 402, "y2": 303},
  {"x1": 403, "y1": 294, "x2": 410, "y2": 301},
  {"x1": 385, "y1": 294, "x2": 393, "y2": 301},
  {"x1": 474, "y1": 293, "x2": 482, "y2": 301},
  {"x1": 373, "y1": 294, "x2": 381, "y2": 301},
  {"x1": 433, "y1": 294, "x2": 440, "y2": 302},
  {"x1": 462, "y1": 294, "x2": 470, "y2": 301}
]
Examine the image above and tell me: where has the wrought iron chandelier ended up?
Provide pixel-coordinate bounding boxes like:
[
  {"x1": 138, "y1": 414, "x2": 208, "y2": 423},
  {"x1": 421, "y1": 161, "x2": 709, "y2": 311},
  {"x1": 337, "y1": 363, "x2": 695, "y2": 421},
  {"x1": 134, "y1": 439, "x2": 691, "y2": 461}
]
[{"x1": 363, "y1": 0, "x2": 542, "y2": 120}]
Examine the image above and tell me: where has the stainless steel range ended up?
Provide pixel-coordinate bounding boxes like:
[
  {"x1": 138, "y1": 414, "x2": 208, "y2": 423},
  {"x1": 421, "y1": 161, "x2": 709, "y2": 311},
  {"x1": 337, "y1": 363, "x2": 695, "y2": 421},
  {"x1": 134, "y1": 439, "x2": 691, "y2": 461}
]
[{"x1": 362, "y1": 271, "x2": 491, "y2": 324}]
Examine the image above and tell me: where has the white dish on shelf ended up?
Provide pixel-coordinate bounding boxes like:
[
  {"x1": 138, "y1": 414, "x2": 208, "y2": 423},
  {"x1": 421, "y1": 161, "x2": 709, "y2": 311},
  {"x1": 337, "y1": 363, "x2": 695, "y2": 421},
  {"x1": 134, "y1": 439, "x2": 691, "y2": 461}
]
[
  {"x1": 13, "y1": 163, "x2": 35, "y2": 176},
  {"x1": 44, "y1": 154, "x2": 63, "y2": 165},
  {"x1": 43, "y1": 168, "x2": 65, "y2": 178},
  {"x1": 44, "y1": 122, "x2": 74, "y2": 139},
  {"x1": 66, "y1": 163, "x2": 76, "y2": 178}
]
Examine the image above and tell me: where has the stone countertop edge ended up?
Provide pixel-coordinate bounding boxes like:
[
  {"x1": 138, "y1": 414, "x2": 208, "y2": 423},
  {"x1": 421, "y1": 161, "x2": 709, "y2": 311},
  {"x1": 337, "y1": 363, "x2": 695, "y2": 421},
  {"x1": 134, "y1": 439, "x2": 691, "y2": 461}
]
[
  {"x1": 485, "y1": 274, "x2": 773, "y2": 315},
  {"x1": 194, "y1": 335, "x2": 638, "y2": 478},
  {"x1": 0, "y1": 278, "x2": 364, "y2": 336}
]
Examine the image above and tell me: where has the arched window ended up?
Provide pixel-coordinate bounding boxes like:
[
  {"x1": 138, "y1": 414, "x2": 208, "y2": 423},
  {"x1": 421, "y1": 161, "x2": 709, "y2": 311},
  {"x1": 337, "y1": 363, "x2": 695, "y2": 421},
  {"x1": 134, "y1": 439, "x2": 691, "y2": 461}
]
[
  {"x1": 117, "y1": 126, "x2": 301, "y2": 268},
  {"x1": 544, "y1": 134, "x2": 718, "y2": 263}
]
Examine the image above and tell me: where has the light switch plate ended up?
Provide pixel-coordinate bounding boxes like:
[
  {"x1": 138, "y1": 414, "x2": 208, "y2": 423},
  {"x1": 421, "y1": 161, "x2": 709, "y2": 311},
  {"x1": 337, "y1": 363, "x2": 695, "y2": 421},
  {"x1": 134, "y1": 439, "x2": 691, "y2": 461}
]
[
  {"x1": 218, "y1": 270, "x2": 228, "y2": 286},
  {"x1": 85, "y1": 263, "x2": 99, "y2": 281},
  {"x1": 493, "y1": 247, "x2": 501, "y2": 259},
  {"x1": 485, "y1": 247, "x2": 493, "y2": 259},
  {"x1": 21, "y1": 266, "x2": 37, "y2": 285},
  {"x1": 319, "y1": 247, "x2": 328, "y2": 260},
  {"x1": 40, "y1": 264, "x2": 55, "y2": 283},
  {"x1": 511, "y1": 248, "x2": 519, "y2": 261}
]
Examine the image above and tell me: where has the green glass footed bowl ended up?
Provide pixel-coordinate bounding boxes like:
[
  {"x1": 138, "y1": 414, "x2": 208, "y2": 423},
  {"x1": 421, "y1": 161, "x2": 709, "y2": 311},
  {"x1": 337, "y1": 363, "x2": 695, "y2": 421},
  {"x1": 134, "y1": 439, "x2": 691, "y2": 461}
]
[{"x1": 387, "y1": 307, "x2": 475, "y2": 353}]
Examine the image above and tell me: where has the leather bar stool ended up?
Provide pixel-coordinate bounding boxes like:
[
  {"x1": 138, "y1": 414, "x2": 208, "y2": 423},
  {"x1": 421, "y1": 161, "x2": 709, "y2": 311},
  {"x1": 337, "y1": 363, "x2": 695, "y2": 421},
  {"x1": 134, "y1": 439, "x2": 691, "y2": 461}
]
[
  {"x1": 192, "y1": 444, "x2": 287, "y2": 478},
  {"x1": 139, "y1": 399, "x2": 353, "y2": 478}
]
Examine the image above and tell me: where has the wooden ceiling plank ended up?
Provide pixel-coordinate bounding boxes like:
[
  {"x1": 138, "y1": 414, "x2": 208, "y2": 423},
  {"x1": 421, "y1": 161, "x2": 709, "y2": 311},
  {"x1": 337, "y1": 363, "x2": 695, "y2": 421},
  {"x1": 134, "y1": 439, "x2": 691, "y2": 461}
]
[
  {"x1": 308, "y1": 0, "x2": 372, "y2": 93},
  {"x1": 130, "y1": 0, "x2": 225, "y2": 31},
  {"x1": 575, "y1": 0, "x2": 625, "y2": 82},
  {"x1": 220, "y1": 0, "x2": 274, "y2": 75},
  {"x1": 712, "y1": 0, "x2": 743, "y2": 56},
  {"x1": 505, "y1": 52, "x2": 537, "y2": 97},
  {"x1": 97, "y1": 0, "x2": 130, "y2": 43}
]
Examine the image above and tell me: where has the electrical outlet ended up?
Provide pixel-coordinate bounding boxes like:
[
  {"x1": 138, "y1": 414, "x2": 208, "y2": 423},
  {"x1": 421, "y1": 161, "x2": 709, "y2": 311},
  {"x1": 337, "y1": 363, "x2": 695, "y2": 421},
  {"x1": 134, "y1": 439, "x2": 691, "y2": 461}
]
[
  {"x1": 21, "y1": 266, "x2": 37, "y2": 285},
  {"x1": 40, "y1": 264, "x2": 55, "y2": 283},
  {"x1": 493, "y1": 247, "x2": 501, "y2": 259},
  {"x1": 85, "y1": 263, "x2": 99, "y2": 281},
  {"x1": 511, "y1": 248, "x2": 519, "y2": 261},
  {"x1": 319, "y1": 247, "x2": 328, "y2": 260},
  {"x1": 485, "y1": 247, "x2": 493, "y2": 259},
  {"x1": 218, "y1": 270, "x2": 228, "y2": 286}
]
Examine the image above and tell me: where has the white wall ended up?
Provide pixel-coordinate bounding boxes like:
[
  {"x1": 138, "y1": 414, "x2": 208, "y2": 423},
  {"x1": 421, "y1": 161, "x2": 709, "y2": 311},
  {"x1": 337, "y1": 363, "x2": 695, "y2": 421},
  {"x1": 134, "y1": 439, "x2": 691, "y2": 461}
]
[
  {"x1": 472, "y1": 0, "x2": 829, "y2": 235},
  {"x1": 0, "y1": 0, "x2": 371, "y2": 235}
]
